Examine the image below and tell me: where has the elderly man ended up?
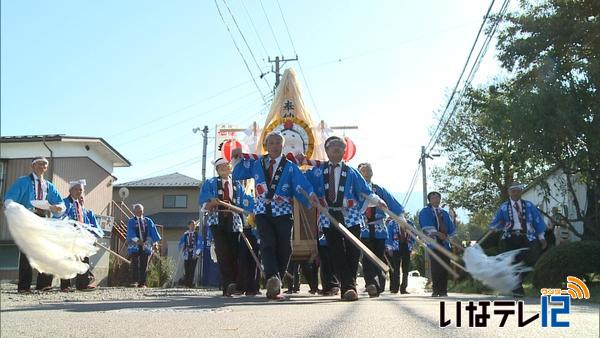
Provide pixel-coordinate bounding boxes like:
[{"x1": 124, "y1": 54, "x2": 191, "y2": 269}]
[
  {"x1": 419, "y1": 191, "x2": 456, "y2": 297},
  {"x1": 232, "y1": 132, "x2": 318, "y2": 300},
  {"x1": 489, "y1": 182, "x2": 547, "y2": 297},
  {"x1": 63, "y1": 180, "x2": 103, "y2": 291},
  {"x1": 4, "y1": 156, "x2": 65, "y2": 293},
  {"x1": 199, "y1": 157, "x2": 253, "y2": 296},
  {"x1": 304, "y1": 136, "x2": 387, "y2": 301},
  {"x1": 357, "y1": 162, "x2": 404, "y2": 298},
  {"x1": 126, "y1": 203, "x2": 161, "y2": 288}
]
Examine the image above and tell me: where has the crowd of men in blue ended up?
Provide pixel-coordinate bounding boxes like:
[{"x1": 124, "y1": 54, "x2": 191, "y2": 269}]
[{"x1": 5, "y1": 132, "x2": 546, "y2": 299}]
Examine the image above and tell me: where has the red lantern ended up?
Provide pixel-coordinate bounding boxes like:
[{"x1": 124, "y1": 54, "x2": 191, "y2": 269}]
[
  {"x1": 343, "y1": 136, "x2": 356, "y2": 161},
  {"x1": 222, "y1": 139, "x2": 242, "y2": 161}
]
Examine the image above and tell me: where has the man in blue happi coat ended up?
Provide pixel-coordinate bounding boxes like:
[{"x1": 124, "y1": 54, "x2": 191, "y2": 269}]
[
  {"x1": 304, "y1": 136, "x2": 387, "y2": 301},
  {"x1": 357, "y1": 162, "x2": 404, "y2": 298},
  {"x1": 4, "y1": 156, "x2": 65, "y2": 293},
  {"x1": 63, "y1": 179, "x2": 104, "y2": 291},
  {"x1": 232, "y1": 132, "x2": 318, "y2": 300},
  {"x1": 385, "y1": 218, "x2": 416, "y2": 294},
  {"x1": 489, "y1": 181, "x2": 547, "y2": 297},
  {"x1": 199, "y1": 157, "x2": 254, "y2": 296},
  {"x1": 126, "y1": 203, "x2": 161, "y2": 288},
  {"x1": 178, "y1": 220, "x2": 203, "y2": 288},
  {"x1": 419, "y1": 191, "x2": 456, "y2": 297}
]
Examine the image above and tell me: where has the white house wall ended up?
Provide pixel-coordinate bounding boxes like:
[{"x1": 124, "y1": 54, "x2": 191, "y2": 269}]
[
  {"x1": 0, "y1": 141, "x2": 116, "y2": 174},
  {"x1": 522, "y1": 168, "x2": 587, "y2": 238}
]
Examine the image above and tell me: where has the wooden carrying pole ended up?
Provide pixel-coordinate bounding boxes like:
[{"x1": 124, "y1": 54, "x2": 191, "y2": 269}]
[{"x1": 299, "y1": 191, "x2": 389, "y2": 273}]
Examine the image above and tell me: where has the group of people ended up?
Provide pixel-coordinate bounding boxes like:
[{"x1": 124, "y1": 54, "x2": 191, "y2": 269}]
[
  {"x1": 6, "y1": 136, "x2": 548, "y2": 300},
  {"x1": 196, "y1": 132, "x2": 455, "y2": 301},
  {"x1": 193, "y1": 131, "x2": 549, "y2": 300},
  {"x1": 5, "y1": 156, "x2": 103, "y2": 293}
]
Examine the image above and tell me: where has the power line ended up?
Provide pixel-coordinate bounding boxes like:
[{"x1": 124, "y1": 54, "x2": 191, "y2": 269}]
[
  {"x1": 221, "y1": 0, "x2": 271, "y2": 89},
  {"x1": 114, "y1": 90, "x2": 258, "y2": 147},
  {"x1": 215, "y1": 0, "x2": 268, "y2": 105},
  {"x1": 108, "y1": 80, "x2": 252, "y2": 139},
  {"x1": 274, "y1": 0, "x2": 321, "y2": 119},
  {"x1": 424, "y1": 0, "x2": 498, "y2": 154},
  {"x1": 402, "y1": 163, "x2": 422, "y2": 207},
  {"x1": 426, "y1": 0, "x2": 510, "y2": 154},
  {"x1": 239, "y1": 0, "x2": 269, "y2": 58},
  {"x1": 304, "y1": 21, "x2": 480, "y2": 72},
  {"x1": 258, "y1": 0, "x2": 283, "y2": 55}
]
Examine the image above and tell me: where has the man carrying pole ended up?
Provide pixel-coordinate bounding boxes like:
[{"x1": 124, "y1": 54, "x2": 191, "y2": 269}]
[
  {"x1": 304, "y1": 136, "x2": 387, "y2": 301},
  {"x1": 419, "y1": 191, "x2": 456, "y2": 297},
  {"x1": 231, "y1": 132, "x2": 318, "y2": 300}
]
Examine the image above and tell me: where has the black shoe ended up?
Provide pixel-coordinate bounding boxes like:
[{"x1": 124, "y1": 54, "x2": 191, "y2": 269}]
[
  {"x1": 342, "y1": 289, "x2": 358, "y2": 301},
  {"x1": 431, "y1": 292, "x2": 439, "y2": 297},
  {"x1": 366, "y1": 284, "x2": 379, "y2": 298},
  {"x1": 266, "y1": 277, "x2": 281, "y2": 299},
  {"x1": 400, "y1": 290, "x2": 410, "y2": 294},
  {"x1": 438, "y1": 292, "x2": 448, "y2": 297},
  {"x1": 225, "y1": 283, "x2": 237, "y2": 297}
]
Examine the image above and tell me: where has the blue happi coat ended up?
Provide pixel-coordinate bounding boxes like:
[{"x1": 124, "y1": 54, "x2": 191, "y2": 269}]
[
  {"x1": 489, "y1": 199, "x2": 546, "y2": 242},
  {"x1": 63, "y1": 196, "x2": 104, "y2": 238},
  {"x1": 232, "y1": 155, "x2": 313, "y2": 216},
  {"x1": 198, "y1": 176, "x2": 254, "y2": 232},
  {"x1": 304, "y1": 162, "x2": 373, "y2": 229},
  {"x1": 385, "y1": 219, "x2": 416, "y2": 252},
  {"x1": 360, "y1": 183, "x2": 404, "y2": 239},
  {"x1": 178, "y1": 230, "x2": 204, "y2": 260},
  {"x1": 126, "y1": 216, "x2": 162, "y2": 254},
  {"x1": 418, "y1": 206, "x2": 456, "y2": 250},
  {"x1": 4, "y1": 174, "x2": 65, "y2": 215}
]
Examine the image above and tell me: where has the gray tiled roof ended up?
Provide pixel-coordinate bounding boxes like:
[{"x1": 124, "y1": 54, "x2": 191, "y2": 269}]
[{"x1": 115, "y1": 173, "x2": 201, "y2": 188}]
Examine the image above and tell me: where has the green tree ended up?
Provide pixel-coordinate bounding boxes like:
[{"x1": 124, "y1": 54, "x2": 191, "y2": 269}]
[
  {"x1": 496, "y1": 0, "x2": 600, "y2": 238},
  {"x1": 431, "y1": 84, "x2": 548, "y2": 214}
]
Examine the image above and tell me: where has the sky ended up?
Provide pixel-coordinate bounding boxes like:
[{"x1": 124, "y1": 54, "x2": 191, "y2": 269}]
[{"x1": 1, "y1": 0, "x2": 508, "y2": 216}]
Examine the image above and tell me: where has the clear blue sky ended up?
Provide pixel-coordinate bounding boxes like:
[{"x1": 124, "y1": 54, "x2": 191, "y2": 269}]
[{"x1": 1, "y1": 0, "x2": 506, "y2": 216}]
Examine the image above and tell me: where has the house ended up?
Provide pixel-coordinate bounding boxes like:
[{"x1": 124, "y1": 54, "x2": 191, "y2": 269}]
[
  {"x1": 0, "y1": 134, "x2": 130, "y2": 283},
  {"x1": 112, "y1": 172, "x2": 202, "y2": 273},
  {"x1": 522, "y1": 166, "x2": 587, "y2": 241}
]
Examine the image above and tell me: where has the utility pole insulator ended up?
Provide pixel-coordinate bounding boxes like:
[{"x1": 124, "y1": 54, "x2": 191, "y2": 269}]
[{"x1": 268, "y1": 55, "x2": 299, "y2": 92}]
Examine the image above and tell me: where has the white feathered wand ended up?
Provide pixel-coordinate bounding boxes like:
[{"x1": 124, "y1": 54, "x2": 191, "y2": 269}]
[{"x1": 3, "y1": 200, "x2": 100, "y2": 279}]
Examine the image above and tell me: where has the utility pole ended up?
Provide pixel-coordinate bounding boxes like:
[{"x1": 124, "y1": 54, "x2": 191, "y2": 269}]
[
  {"x1": 192, "y1": 125, "x2": 209, "y2": 287},
  {"x1": 268, "y1": 55, "x2": 298, "y2": 91},
  {"x1": 192, "y1": 125, "x2": 210, "y2": 181},
  {"x1": 421, "y1": 146, "x2": 428, "y2": 207},
  {"x1": 201, "y1": 126, "x2": 209, "y2": 182}
]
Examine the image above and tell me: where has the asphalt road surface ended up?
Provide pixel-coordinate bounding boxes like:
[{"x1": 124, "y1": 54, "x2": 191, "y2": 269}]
[{"x1": 1, "y1": 282, "x2": 598, "y2": 337}]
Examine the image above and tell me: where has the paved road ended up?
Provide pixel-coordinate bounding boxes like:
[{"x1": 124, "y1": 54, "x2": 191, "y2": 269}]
[{"x1": 1, "y1": 283, "x2": 598, "y2": 337}]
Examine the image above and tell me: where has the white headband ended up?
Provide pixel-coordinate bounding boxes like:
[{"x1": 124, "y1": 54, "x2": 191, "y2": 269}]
[
  {"x1": 32, "y1": 157, "x2": 49, "y2": 165},
  {"x1": 212, "y1": 158, "x2": 229, "y2": 167},
  {"x1": 69, "y1": 179, "x2": 86, "y2": 188},
  {"x1": 508, "y1": 183, "x2": 525, "y2": 191}
]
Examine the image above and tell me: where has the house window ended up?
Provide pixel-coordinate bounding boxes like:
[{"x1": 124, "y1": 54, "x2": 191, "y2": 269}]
[
  {"x1": 0, "y1": 160, "x2": 6, "y2": 197},
  {"x1": 0, "y1": 244, "x2": 20, "y2": 270},
  {"x1": 163, "y1": 195, "x2": 187, "y2": 208}
]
